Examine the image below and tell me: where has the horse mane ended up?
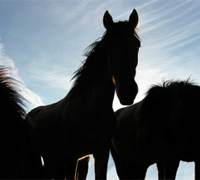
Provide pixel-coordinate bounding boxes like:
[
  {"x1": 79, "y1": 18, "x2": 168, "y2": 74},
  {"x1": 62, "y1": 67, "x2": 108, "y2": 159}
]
[
  {"x1": 71, "y1": 21, "x2": 140, "y2": 89},
  {"x1": 0, "y1": 67, "x2": 26, "y2": 119},
  {"x1": 71, "y1": 39, "x2": 104, "y2": 88},
  {"x1": 140, "y1": 79, "x2": 198, "y2": 122},
  {"x1": 146, "y1": 79, "x2": 196, "y2": 99}
]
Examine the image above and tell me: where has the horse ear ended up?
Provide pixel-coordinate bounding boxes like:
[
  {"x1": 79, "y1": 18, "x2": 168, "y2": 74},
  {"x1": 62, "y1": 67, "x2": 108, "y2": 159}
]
[
  {"x1": 103, "y1": 10, "x2": 114, "y2": 30},
  {"x1": 129, "y1": 9, "x2": 139, "y2": 29}
]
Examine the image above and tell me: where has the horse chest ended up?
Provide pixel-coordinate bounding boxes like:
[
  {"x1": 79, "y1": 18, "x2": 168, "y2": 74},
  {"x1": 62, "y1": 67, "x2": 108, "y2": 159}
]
[
  {"x1": 113, "y1": 123, "x2": 137, "y2": 162},
  {"x1": 27, "y1": 89, "x2": 116, "y2": 162},
  {"x1": 68, "y1": 115, "x2": 115, "y2": 153}
]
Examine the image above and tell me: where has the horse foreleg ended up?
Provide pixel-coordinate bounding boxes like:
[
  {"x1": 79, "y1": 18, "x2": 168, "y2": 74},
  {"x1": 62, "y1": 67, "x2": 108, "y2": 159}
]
[
  {"x1": 157, "y1": 162, "x2": 165, "y2": 180},
  {"x1": 195, "y1": 161, "x2": 200, "y2": 180},
  {"x1": 22, "y1": 151, "x2": 44, "y2": 179},
  {"x1": 165, "y1": 160, "x2": 179, "y2": 180},
  {"x1": 43, "y1": 159, "x2": 65, "y2": 180},
  {"x1": 158, "y1": 160, "x2": 179, "y2": 180},
  {"x1": 65, "y1": 158, "x2": 77, "y2": 180},
  {"x1": 130, "y1": 162, "x2": 148, "y2": 180},
  {"x1": 75, "y1": 156, "x2": 90, "y2": 180},
  {"x1": 93, "y1": 146, "x2": 109, "y2": 179}
]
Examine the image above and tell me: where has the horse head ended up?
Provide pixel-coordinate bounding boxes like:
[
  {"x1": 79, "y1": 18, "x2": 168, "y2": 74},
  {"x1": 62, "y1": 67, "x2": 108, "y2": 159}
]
[{"x1": 103, "y1": 9, "x2": 140, "y2": 105}]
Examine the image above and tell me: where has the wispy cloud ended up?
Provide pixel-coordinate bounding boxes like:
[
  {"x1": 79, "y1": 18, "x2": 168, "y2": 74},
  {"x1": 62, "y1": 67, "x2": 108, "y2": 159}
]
[
  {"x1": 28, "y1": 52, "x2": 73, "y2": 91},
  {"x1": 134, "y1": 0, "x2": 200, "y2": 92},
  {"x1": 0, "y1": 41, "x2": 43, "y2": 109}
]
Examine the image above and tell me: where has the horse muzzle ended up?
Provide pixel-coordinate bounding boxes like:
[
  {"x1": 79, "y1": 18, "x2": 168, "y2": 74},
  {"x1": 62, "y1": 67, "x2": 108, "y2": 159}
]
[{"x1": 116, "y1": 80, "x2": 138, "y2": 105}]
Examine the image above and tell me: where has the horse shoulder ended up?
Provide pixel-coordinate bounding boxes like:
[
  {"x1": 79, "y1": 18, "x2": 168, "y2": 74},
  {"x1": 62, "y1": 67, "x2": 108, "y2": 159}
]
[
  {"x1": 112, "y1": 101, "x2": 143, "y2": 162},
  {"x1": 26, "y1": 97, "x2": 69, "y2": 134},
  {"x1": 115, "y1": 101, "x2": 143, "y2": 128}
]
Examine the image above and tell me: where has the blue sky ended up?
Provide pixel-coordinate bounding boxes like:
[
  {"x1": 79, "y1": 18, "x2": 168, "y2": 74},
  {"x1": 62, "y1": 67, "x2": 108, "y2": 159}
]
[{"x1": 0, "y1": 0, "x2": 199, "y2": 179}]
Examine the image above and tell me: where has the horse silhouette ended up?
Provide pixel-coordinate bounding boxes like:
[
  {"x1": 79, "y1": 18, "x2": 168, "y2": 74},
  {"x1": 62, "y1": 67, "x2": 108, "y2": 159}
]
[
  {"x1": 0, "y1": 67, "x2": 43, "y2": 179},
  {"x1": 111, "y1": 80, "x2": 200, "y2": 180},
  {"x1": 25, "y1": 9, "x2": 140, "y2": 179},
  {"x1": 0, "y1": 67, "x2": 26, "y2": 178}
]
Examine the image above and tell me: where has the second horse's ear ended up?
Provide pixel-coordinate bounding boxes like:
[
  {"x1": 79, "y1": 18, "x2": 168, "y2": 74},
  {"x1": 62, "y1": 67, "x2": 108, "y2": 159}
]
[
  {"x1": 129, "y1": 9, "x2": 139, "y2": 29},
  {"x1": 103, "y1": 10, "x2": 114, "y2": 30}
]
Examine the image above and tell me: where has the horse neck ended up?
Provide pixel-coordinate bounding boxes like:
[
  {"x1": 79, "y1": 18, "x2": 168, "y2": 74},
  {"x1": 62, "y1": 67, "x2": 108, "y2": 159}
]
[{"x1": 69, "y1": 42, "x2": 115, "y2": 109}]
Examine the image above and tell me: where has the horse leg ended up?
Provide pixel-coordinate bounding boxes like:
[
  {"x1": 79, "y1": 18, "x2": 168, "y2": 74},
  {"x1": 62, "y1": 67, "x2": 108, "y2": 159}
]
[
  {"x1": 131, "y1": 163, "x2": 148, "y2": 180},
  {"x1": 157, "y1": 161, "x2": 165, "y2": 180},
  {"x1": 93, "y1": 145, "x2": 110, "y2": 179},
  {"x1": 42, "y1": 157, "x2": 65, "y2": 180},
  {"x1": 75, "y1": 156, "x2": 90, "y2": 180},
  {"x1": 43, "y1": 161, "x2": 56, "y2": 179},
  {"x1": 158, "y1": 160, "x2": 179, "y2": 180},
  {"x1": 54, "y1": 163, "x2": 65, "y2": 179},
  {"x1": 195, "y1": 161, "x2": 200, "y2": 180},
  {"x1": 65, "y1": 157, "x2": 77, "y2": 180},
  {"x1": 111, "y1": 145, "x2": 130, "y2": 179},
  {"x1": 22, "y1": 148, "x2": 44, "y2": 179},
  {"x1": 111, "y1": 144, "x2": 137, "y2": 179},
  {"x1": 21, "y1": 124, "x2": 44, "y2": 179}
]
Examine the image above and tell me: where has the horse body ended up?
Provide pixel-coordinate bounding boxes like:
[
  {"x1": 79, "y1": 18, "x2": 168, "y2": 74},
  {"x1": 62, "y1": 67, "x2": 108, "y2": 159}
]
[
  {"x1": 157, "y1": 83, "x2": 200, "y2": 180},
  {"x1": 0, "y1": 67, "x2": 26, "y2": 178},
  {"x1": 26, "y1": 9, "x2": 140, "y2": 179},
  {"x1": 26, "y1": 47, "x2": 116, "y2": 179},
  {"x1": 112, "y1": 81, "x2": 200, "y2": 180}
]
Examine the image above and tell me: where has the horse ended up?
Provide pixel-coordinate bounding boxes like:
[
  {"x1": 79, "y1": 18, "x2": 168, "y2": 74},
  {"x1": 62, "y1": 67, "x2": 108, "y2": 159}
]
[
  {"x1": 156, "y1": 81, "x2": 200, "y2": 180},
  {"x1": 0, "y1": 66, "x2": 44, "y2": 179},
  {"x1": 25, "y1": 9, "x2": 140, "y2": 179},
  {"x1": 0, "y1": 66, "x2": 26, "y2": 178},
  {"x1": 111, "y1": 80, "x2": 200, "y2": 180}
]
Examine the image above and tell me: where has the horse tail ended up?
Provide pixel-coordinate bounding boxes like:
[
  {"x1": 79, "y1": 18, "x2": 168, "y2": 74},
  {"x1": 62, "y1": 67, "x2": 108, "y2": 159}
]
[{"x1": 0, "y1": 66, "x2": 26, "y2": 178}]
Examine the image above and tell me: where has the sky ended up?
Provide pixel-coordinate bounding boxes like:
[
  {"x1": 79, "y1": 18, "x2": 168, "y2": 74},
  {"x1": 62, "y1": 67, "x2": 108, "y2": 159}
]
[{"x1": 0, "y1": 0, "x2": 199, "y2": 179}]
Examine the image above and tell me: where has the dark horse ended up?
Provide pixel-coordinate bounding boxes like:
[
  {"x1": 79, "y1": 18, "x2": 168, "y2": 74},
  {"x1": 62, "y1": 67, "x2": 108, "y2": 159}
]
[
  {"x1": 0, "y1": 67, "x2": 26, "y2": 178},
  {"x1": 25, "y1": 9, "x2": 140, "y2": 179},
  {"x1": 0, "y1": 67, "x2": 44, "y2": 179},
  {"x1": 111, "y1": 80, "x2": 200, "y2": 180}
]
